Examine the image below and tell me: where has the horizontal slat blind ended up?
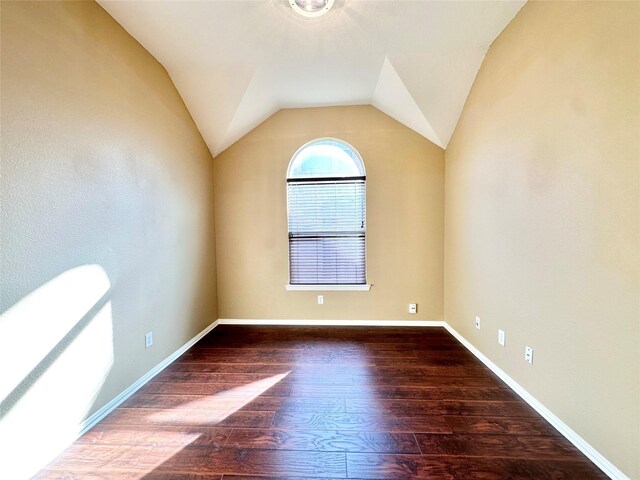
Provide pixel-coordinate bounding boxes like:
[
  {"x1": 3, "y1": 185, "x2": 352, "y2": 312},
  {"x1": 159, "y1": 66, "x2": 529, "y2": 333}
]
[{"x1": 288, "y1": 180, "x2": 366, "y2": 285}]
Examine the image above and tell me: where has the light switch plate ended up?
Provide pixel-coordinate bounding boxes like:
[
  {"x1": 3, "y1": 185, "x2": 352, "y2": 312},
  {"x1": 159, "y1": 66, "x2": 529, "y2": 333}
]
[{"x1": 145, "y1": 331, "x2": 153, "y2": 349}]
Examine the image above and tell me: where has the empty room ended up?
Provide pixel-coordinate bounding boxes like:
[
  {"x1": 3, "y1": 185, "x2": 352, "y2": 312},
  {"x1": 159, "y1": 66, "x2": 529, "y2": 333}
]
[{"x1": 1, "y1": 0, "x2": 638, "y2": 479}]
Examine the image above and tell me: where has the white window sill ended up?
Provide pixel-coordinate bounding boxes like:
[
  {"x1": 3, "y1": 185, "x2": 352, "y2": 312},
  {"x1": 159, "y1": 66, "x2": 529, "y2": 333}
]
[{"x1": 286, "y1": 284, "x2": 372, "y2": 291}]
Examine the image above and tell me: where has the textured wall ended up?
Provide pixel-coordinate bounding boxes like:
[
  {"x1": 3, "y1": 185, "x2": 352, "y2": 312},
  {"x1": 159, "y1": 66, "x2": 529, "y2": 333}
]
[
  {"x1": 0, "y1": 2, "x2": 217, "y2": 477},
  {"x1": 444, "y1": 2, "x2": 639, "y2": 477},
  {"x1": 214, "y1": 106, "x2": 444, "y2": 321}
]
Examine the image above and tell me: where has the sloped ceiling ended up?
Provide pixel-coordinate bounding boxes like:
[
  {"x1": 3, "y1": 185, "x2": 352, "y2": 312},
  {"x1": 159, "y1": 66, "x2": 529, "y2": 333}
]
[{"x1": 98, "y1": 0, "x2": 525, "y2": 156}]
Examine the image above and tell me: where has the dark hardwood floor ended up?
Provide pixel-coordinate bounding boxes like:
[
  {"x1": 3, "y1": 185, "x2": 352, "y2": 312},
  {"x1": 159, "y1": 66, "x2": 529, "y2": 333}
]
[{"x1": 35, "y1": 326, "x2": 607, "y2": 479}]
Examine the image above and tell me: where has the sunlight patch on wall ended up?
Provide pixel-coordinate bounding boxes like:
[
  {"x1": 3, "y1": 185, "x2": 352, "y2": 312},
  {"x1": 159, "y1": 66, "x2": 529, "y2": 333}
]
[{"x1": 0, "y1": 265, "x2": 114, "y2": 480}]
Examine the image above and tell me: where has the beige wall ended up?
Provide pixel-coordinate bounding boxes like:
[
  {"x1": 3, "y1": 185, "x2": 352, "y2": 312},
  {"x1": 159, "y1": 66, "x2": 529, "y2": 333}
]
[
  {"x1": 444, "y1": 2, "x2": 639, "y2": 478},
  {"x1": 0, "y1": 2, "x2": 217, "y2": 476},
  {"x1": 214, "y1": 106, "x2": 444, "y2": 321}
]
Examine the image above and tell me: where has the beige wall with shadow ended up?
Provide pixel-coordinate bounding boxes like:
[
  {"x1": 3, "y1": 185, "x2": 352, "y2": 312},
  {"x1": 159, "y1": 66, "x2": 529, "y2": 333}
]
[{"x1": 1, "y1": 2, "x2": 217, "y2": 475}]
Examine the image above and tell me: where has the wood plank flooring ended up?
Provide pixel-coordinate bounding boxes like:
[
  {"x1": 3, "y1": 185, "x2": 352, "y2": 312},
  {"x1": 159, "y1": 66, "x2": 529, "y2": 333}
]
[{"x1": 35, "y1": 326, "x2": 607, "y2": 479}]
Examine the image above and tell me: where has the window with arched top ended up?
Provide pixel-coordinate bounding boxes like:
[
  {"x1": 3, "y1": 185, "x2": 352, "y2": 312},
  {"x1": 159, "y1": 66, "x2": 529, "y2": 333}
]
[{"x1": 287, "y1": 138, "x2": 367, "y2": 287}]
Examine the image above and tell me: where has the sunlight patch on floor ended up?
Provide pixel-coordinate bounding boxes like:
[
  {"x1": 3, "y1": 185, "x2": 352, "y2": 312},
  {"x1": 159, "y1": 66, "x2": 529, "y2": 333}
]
[{"x1": 148, "y1": 371, "x2": 291, "y2": 424}]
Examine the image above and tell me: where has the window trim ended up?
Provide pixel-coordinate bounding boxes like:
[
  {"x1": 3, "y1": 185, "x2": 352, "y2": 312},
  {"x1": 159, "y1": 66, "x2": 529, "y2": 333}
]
[
  {"x1": 285, "y1": 284, "x2": 372, "y2": 291},
  {"x1": 286, "y1": 137, "x2": 368, "y2": 288}
]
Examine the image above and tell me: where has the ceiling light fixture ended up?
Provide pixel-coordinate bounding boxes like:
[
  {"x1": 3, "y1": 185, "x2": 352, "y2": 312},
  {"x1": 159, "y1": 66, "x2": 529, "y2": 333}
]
[{"x1": 289, "y1": 0, "x2": 334, "y2": 18}]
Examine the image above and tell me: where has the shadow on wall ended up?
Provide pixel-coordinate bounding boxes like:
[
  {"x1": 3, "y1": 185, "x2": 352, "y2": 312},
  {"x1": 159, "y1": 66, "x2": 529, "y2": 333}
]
[{"x1": 0, "y1": 265, "x2": 114, "y2": 479}]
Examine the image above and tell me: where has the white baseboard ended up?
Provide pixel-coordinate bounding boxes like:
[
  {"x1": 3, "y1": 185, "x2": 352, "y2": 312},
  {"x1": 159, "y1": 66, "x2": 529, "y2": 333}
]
[
  {"x1": 443, "y1": 324, "x2": 628, "y2": 480},
  {"x1": 66, "y1": 317, "x2": 623, "y2": 480},
  {"x1": 218, "y1": 318, "x2": 446, "y2": 327},
  {"x1": 76, "y1": 320, "x2": 220, "y2": 436}
]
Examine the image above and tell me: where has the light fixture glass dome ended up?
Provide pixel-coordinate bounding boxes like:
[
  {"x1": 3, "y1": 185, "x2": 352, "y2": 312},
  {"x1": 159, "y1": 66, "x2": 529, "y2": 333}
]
[{"x1": 289, "y1": 0, "x2": 335, "y2": 18}]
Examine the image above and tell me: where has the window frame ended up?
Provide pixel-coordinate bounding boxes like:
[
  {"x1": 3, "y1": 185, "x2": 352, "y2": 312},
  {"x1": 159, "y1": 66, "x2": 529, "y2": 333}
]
[{"x1": 285, "y1": 137, "x2": 371, "y2": 291}]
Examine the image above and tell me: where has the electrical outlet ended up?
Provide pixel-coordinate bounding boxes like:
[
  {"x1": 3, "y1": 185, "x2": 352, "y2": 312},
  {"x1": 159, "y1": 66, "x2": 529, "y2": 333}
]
[
  {"x1": 408, "y1": 303, "x2": 417, "y2": 314},
  {"x1": 474, "y1": 316, "x2": 481, "y2": 329},
  {"x1": 525, "y1": 346, "x2": 534, "y2": 364},
  {"x1": 317, "y1": 295, "x2": 324, "y2": 305},
  {"x1": 498, "y1": 329, "x2": 505, "y2": 346},
  {"x1": 145, "y1": 331, "x2": 153, "y2": 349}
]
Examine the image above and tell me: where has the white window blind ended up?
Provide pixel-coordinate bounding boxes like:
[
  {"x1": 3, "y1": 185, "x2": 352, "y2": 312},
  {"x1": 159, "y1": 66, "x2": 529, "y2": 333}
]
[{"x1": 288, "y1": 179, "x2": 366, "y2": 285}]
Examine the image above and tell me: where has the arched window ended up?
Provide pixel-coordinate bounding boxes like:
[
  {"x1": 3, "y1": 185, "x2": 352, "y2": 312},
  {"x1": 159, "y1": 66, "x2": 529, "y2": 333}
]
[{"x1": 287, "y1": 138, "x2": 366, "y2": 286}]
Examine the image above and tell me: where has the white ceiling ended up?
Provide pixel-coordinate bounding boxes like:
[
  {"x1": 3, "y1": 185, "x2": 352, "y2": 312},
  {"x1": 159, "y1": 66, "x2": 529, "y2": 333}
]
[{"x1": 98, "y1": 0, "x2": 525, "y2": 156}]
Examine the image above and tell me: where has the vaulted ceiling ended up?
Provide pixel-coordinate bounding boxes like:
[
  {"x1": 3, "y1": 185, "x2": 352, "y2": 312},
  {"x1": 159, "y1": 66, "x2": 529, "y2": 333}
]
[{"x1": 98, "y1": 0, "x2": 525, "y2": 156}]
